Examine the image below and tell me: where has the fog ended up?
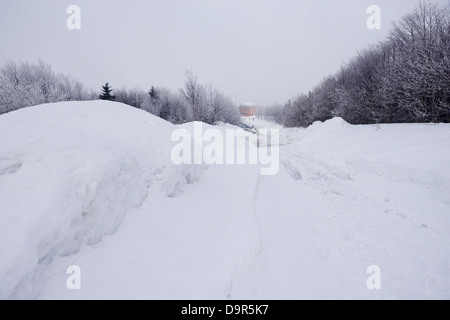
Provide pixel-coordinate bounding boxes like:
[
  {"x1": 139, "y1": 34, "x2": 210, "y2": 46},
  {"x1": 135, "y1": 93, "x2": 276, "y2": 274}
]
[{"x1": 0, "y1": 0, "x2": 425, "y2": 105}]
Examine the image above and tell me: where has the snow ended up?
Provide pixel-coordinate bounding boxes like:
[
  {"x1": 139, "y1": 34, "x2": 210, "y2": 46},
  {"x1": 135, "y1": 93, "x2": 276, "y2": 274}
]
[
  {"x1": 0, "y1": 101, "x2": 204, "y2": 298},
  {"x1": 241, "y1": 102, "x2": 256, "y2": 107},
  {"x1": 250, "y1": 118, "x2": 450, "y2": 299},
  {"x1": 1, "y1": 104, "x2": 449, "y2": 299}
]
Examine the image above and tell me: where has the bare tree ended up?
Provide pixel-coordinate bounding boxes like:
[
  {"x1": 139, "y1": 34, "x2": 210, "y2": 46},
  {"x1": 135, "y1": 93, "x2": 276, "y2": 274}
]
[{"x1": 180, "y1": 70, "x2": 205, "y2": 121}]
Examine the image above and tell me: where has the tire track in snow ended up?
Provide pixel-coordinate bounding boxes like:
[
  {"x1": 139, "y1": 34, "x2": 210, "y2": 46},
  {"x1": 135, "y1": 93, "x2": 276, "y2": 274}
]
[{"x1": 227, "y1": 166, "x2": 265, "y2": 299}]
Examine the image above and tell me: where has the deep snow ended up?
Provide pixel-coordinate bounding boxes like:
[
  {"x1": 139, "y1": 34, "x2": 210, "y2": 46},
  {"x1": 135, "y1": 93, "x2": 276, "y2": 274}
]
[
  {"x1": 1, "y1": 102, "x2": 449, "y2": 299},
  {"x1": 0, "y1": 101, "x2": 204, "y2": 298}
]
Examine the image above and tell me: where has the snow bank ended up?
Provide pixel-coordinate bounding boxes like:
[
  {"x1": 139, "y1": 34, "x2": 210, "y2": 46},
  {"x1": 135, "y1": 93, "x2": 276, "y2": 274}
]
[
  {"x1": 35, "y1": 120, "x2": 262, "y2": 300},
  {"x1": 2, "y1": 107, "x2": 450, "y2": 299},
  {"x1": 252, "y1": 117, "x2": 450, "y2": 299},
  {"x1": 292, "y1": 118, "x2": 450, "y2": 179},
  {"x1": 0, "y1": 101, "x2": 203, "y2": 298}
]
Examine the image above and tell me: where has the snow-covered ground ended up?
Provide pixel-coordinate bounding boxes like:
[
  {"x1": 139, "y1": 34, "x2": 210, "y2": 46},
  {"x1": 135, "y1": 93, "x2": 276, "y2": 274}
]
[{"x1": 1, "y1": 103, "x2": 449, "y2": 299}]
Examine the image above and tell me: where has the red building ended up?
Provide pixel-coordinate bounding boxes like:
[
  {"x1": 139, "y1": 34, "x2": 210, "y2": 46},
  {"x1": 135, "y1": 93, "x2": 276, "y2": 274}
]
[{"x1": 239, "y1": 103, "x2": 256, "y2": 117}]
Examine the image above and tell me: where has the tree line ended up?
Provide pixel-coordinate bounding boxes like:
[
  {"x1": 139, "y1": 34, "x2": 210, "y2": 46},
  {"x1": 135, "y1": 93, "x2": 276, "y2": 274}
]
[
  {"x1": 0, "y1": 60, "x2": 92, "y2": 114},
  {"x1": 0, "y1": 62, "x2": 240, "y2": 126},
  {"x1": 109, "y1": 71, "x2": 240, "y2": 125},
  {"x1": 273, "y1": 1, "x2": 450, "y2": 127}
]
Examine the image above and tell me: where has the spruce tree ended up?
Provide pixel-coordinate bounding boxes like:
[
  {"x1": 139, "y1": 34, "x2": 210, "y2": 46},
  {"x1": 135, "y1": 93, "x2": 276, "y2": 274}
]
[
  {"x1": 149, "y1": 86, "x2": 158, "y2": 100},
  {"x1": 99, "y1": 82, "x2": 116, "y2": 101}
]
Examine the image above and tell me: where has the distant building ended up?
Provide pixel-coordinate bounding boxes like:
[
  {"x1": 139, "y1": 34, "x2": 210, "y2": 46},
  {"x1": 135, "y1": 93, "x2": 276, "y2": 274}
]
[{"x1": 239, "y1": 102, "x2": 256, "y2": 117}]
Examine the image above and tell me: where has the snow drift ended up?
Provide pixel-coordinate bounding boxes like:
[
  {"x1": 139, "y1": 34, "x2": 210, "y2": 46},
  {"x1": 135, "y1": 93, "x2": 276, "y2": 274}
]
[
  {"x1": 1, "y1": 107, "x2": 450, "y2": 299},
  {"x1": 0, "y1": 101, "x2": 203, "y2": 298}
]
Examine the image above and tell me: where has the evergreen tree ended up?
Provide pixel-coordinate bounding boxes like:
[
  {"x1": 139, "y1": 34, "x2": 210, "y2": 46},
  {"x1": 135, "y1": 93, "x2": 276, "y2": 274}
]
[
  {"x1": 99, "y1": 82, "x2": 116, "y2": 101},
  {"x1": 149, "y1": 86, "x2": 158, "y2": 100}
]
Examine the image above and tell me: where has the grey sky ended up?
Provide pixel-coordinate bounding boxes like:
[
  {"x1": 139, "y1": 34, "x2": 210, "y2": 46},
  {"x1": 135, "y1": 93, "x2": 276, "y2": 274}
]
[{"x1": 0, "y1": 0, "x2": 426, "y2": 106}]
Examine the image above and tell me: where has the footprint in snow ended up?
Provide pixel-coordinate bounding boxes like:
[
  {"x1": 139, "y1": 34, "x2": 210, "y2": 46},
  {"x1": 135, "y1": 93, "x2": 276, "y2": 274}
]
[{"x1": 0, "y1": 158, "x2": 23, "y2": 176}]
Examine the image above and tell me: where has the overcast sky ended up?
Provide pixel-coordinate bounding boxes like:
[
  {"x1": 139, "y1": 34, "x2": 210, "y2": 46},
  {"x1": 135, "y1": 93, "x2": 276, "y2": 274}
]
[{"x1": 0, "y1": 0, "x2": 427, "y2": 106}]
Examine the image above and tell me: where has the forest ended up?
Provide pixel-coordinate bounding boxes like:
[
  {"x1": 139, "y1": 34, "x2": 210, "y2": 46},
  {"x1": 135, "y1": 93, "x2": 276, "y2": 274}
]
[{"x1": 272, "y1": 1, "x2": 450, "y2": 127}]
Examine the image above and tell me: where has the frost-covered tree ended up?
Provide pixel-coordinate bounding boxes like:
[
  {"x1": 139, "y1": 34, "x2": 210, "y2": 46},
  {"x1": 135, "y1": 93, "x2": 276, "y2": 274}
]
[
  {"x1": 157, "y1": 87, "x2": 193, "y2": 123},
  {"x1": 114, "y1": 88, "x2": 130, "y2": 105},
  {"x1": 115, "y1": 87, "x2": 148, "y2": 109},
  {"x1": 0, "y1": 62, "x2": 242, "y2": 126},
  {"x1": 180, "y1": 71, "x2": 239, "y2": 125},
  {"x1": 0, "y1": 60, "x2": 90, "y2": 114},
  {"x1": 180, "y1": 70, "x2": 203, "y2": 120},
  {"x1": 141, "y1": 86, "x2": 162, "y2": 116},
  {"x1": 208, "y1": 86, "x2": 240, "y2": 125},
  {"x1": 274, "y1": 1, "x2": 450, "y2": 127},
  {"x1": 180, "y1": 70, "x2": 215, "y2": 123}
]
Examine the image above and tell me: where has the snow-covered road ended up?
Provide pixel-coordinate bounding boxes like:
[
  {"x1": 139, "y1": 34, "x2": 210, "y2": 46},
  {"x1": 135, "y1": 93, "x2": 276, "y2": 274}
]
[
  {"x1": 242, "y1": 118, "x2": 450, "y2": 299},
  {"x1": 1, "y1": 102, "x2": 449, "y2": 299}
]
